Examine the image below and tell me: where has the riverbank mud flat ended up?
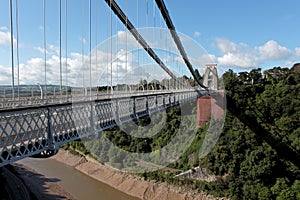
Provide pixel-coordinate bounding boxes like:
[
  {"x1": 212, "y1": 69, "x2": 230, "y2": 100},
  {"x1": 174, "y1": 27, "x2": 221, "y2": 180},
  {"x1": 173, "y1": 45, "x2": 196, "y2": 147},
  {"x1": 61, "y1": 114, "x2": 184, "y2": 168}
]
[
  {"x1": 12, "y1": 163, "x2": 76, "y2": 200},
  {"x1": 51, "y1": 149, "x2": 225, "y2": 200}
]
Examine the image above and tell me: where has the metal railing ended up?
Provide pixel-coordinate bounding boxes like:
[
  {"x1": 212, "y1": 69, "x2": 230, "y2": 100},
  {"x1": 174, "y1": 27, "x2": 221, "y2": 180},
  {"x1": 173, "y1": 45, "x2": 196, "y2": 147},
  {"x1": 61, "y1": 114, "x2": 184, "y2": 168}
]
[{"x1": 0, "y1": 89, "x2": 206, "y2": 167}]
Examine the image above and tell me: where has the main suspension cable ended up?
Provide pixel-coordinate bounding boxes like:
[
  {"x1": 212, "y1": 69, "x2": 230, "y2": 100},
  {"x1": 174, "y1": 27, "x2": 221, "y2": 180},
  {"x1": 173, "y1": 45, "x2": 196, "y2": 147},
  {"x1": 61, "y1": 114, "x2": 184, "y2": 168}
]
[
  {"x1": 105, "y1": 0, "x2": 183, "y2": 87},
  {"x1": 155, "y1": 0, "x2": 208, "y2": 90}
]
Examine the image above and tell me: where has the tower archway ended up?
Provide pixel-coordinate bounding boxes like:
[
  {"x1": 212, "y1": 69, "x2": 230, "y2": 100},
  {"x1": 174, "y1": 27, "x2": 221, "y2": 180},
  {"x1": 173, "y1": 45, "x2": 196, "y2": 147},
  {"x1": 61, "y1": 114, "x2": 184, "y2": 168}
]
[{"x1": 203, "y1": 64, "x2": 218, "y2": 90}]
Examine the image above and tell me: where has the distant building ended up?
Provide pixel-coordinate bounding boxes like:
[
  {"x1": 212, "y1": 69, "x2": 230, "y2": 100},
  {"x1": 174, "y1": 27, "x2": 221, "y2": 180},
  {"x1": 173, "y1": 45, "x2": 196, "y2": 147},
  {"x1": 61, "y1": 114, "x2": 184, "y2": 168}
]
[{"x1": 291, "y1": 63, "x2": 300, "y2": 72}]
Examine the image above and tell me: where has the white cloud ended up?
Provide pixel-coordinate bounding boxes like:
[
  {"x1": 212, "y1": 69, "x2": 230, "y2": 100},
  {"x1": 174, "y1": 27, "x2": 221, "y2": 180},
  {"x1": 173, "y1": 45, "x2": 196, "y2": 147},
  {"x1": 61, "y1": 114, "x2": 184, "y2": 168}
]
[
  {"x1": 0, "y1": 26, "x2": 8, "y2": 31},
  {"x1": 80, "y1": 37, "x2": 86, "y2": 44},
  {"x1": 162, "y1": 55, "x2": 171, "y2": 63},
  {"x1": 258, "y1": 40, "x2": 292, "y2": 60},
  {"x1": 189, "y1": 54, "x2": 217, "y2": 74},
  {"x1": 294, "y1": 47, "x2": 300, "y2": 58},
  {"x1": 218, "y1": 52, "x2": 259, "y2": 68},
  {"x1": 283, "y1": 60, "x2": 296, "y2": 67},
  {"x1": 216, "y1": 38, "x2": 259, "y2": 68},
  {"x1": 200, "y1": 54, "x2": 217, "y2": 64},
  {"x1": 0, "y1": 64, "x2": 12, "y2": 85},
  {"x1": 34, "y1": 45, "x2": 62, "y2": 57},
  {"x1": 282, "y1": 47, "x2": 300, "y2": 67},
  {"x1": 0, "y1": 46, "x2": 154, "y2": 87},
  {"x1": 34, "y1": 46, "x2": 49, "y2": 55},
  {"x1": 0, "y1": 30, "x2": 16, "y2": 46},
  {"x1": 216, "y1": 38, "x2": 238, "y2": 54},
  {"x1": 49, "y1": 45, "x2": 60, "y2": 55},
  {"x1": 114, "y1": 30, "x2": 161, "y2": 51},
  {"x1": 215, "y1": 38, "x2": 295, "y2": 68},
  {"x1": 116, "y1": 30, "x2": 139, "y2": 47},
  {"x1": 194, "y1": 31, "x2": 200, "y2": 37}
]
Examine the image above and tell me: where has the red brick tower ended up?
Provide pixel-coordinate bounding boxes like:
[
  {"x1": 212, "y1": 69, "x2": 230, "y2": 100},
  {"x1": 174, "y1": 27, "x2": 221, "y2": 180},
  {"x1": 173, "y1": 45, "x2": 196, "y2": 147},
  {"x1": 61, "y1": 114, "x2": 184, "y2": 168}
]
[
  {"x1": 196, "y1": 95, "x2": 211, "y2": 126},
  {"x1": 196, "y1": 91, "x2": 225, "y2": 127}
]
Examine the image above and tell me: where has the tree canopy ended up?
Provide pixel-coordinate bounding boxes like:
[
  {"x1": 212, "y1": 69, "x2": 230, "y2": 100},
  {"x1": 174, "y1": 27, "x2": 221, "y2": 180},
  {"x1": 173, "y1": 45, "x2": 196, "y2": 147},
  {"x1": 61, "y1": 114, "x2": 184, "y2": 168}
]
[{"x1": 64, "y1": 66, "x2": 300, "y2": 199}]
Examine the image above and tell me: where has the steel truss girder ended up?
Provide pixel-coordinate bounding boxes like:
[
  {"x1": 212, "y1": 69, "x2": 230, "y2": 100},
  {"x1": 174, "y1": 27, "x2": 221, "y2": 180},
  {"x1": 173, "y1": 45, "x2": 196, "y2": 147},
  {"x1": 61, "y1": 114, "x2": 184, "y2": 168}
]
[{"x1": 0, "y1": 91, "x2": 203, "y2": 167}]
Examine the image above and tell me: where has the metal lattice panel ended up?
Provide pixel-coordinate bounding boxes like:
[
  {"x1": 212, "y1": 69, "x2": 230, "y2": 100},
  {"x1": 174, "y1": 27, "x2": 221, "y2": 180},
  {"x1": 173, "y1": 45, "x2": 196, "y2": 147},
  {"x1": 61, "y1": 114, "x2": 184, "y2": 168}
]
[
  {"x1": 95, "y1": 101, "x2": 116, "y2": 130},
  {"x1": 117, "y1": 99, "x2": 134, "y2": 124},
  {"x1": 0, "y1": 90, "x2": 204, "y2": 167},
  {"x1": 135, "y1": 97, "x2": 147, "y2": 116},
  {"x1": 0, "y1": 108, "x2": 50, "y2": 166},
  {"x1": 148, "y1": 96, "x2": 157, "y2": 114}
]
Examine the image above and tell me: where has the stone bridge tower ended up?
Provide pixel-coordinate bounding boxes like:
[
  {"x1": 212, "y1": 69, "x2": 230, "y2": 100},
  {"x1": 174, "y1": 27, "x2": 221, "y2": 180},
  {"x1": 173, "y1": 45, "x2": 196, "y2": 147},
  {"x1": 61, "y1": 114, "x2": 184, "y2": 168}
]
[
  {"x1": 203, "y1": 64, "x2": 218, "y2": 90},
  {"x1": 197, "y1": 64, "x2": 224, "y2": 126}
]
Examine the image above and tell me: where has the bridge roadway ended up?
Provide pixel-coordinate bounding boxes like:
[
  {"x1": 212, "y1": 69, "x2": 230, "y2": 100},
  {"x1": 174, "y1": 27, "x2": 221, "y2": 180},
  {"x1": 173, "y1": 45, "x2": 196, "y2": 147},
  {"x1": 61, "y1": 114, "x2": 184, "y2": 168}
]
[
  {"x1": 0, "y1": 88, "x2": 201, "y2": 109},
  {"x1": 0, "y1": 89, "x2": 207, "y2": 167}
]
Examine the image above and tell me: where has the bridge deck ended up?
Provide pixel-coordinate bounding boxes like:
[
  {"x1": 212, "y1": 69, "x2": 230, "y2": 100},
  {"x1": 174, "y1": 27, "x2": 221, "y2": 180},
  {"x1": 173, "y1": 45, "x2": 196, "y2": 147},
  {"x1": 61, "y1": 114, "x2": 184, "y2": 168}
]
[{"x1": 0, "y1": 90, "x2": 206, "y2": 167}]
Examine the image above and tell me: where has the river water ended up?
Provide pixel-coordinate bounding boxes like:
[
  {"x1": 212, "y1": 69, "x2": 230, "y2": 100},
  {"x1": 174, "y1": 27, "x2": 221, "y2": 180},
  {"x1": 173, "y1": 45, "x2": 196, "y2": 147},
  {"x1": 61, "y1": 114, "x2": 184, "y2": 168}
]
[{"x1": 18, "y1": 158, "x2": 139, "y2": 200}]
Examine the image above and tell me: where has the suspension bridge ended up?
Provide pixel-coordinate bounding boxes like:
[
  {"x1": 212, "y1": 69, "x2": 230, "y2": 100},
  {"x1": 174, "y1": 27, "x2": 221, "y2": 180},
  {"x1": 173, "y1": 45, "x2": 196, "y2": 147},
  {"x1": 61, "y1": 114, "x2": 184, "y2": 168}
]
[{"x1": 0, "y1": 0, "x2": 220, "y2": 167}]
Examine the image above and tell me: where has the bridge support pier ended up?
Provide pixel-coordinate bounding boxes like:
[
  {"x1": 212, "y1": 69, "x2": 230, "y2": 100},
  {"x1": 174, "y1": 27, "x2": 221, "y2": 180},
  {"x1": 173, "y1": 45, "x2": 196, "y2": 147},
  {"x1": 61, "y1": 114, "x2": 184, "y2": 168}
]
[
  {"x1": 196, "y1": 96, "x2": 211, "y2": 126},
  {"x1": 196, "y1": 91, "x2": 225, "y2": 127}
]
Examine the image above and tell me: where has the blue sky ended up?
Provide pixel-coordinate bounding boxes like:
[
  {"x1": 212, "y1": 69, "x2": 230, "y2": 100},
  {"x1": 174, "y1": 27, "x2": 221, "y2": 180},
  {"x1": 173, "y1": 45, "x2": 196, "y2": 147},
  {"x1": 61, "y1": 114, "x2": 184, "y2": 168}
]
[
  {"x1": 167, "y1": 0, "x2": 300, "y2": 70},
  {"x1": 0, "y1": 0, "x2": 299, "y2": 85}
]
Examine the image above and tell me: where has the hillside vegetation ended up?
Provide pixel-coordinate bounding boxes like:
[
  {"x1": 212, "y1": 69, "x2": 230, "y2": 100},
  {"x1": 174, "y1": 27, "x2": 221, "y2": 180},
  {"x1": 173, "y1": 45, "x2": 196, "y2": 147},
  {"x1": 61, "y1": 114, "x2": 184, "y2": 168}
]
[
  {"x1": 65, "y1": 65, "x2": 300, "y2": 199},
  {"x1": 198, "y1": 65, "x2": 300, "y2": 199}
]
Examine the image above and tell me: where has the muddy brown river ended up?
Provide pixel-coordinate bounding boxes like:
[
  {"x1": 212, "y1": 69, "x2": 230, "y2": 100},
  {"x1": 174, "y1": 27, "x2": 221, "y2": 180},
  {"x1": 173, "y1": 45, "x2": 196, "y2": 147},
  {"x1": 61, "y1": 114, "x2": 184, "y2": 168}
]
[{"x1": 18, "y1": 158, "x2": 139, "y2": 200}]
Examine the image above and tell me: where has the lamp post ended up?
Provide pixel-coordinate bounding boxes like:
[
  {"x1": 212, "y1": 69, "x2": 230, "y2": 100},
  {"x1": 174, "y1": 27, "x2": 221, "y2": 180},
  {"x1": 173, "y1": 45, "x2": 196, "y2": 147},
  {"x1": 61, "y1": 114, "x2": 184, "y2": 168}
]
[
  {"x1": 146, "y1": 72, "x2": 150, "y2": 91},
  {"x1": 31, "y1": 87, "x2": 34, "y2": 98},
  {"x1": 37, "y1": 83, "x2": 44, "y2": 102}
]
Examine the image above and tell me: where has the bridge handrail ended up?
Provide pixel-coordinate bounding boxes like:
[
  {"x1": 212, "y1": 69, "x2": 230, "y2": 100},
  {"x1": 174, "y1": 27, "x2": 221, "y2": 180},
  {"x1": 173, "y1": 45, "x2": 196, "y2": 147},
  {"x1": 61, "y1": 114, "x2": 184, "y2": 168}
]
[
  {"x1": 0, "y1": 89, "x2": 206, "y2": 111},
  {"x1": 0, "y1": 89, "x2": 206, "y2": 167}
]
